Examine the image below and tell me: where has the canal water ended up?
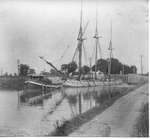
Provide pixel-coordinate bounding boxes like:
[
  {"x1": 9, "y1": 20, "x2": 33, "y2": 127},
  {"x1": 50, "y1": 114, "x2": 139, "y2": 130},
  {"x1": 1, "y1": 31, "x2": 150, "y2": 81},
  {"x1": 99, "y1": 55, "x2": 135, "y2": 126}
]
[{"x1": 0, "y1": 86, "x2": 123, "y2": 136}]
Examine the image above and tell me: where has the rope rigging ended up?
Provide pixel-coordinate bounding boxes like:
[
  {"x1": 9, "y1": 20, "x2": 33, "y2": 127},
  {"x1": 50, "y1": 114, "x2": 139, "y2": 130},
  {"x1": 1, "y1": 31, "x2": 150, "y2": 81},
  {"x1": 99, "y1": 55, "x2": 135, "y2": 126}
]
[
  {"x1": 73, "y1": 49, "x2": 79, "y2": 64},
  {"x1": 91, "y1": 42, "x2": 96, "y2": 66},
  {"x1": 59, "y1": 45, "x2": 71, "y2": 61},
  {"x1": 98, "y1": 39, "x2": 102, "y2": 59},
  {"x1": 72, "y1": 47, "x2": 78, "y2": 62},
  {"x1": 83, "y1": 42, "x2": 88, "y2": 65}
]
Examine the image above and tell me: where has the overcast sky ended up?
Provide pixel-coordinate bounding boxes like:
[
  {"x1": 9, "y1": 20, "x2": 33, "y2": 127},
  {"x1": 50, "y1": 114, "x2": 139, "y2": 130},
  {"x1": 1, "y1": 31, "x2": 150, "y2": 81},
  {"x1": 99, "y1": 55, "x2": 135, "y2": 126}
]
[{"x1": 0, "y1": 0, "x2": 148, "y2": 74}]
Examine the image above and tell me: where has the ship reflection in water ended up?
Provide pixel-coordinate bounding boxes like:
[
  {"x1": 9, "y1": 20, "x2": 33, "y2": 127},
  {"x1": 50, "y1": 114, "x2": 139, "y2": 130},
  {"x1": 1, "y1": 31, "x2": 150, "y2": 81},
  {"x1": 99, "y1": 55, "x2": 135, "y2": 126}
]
[
  {"x1": 19, "y1": 86, "x2": 104, "y2": 115},
  {"x1": 0, "y1": 86, "x2": 115, "y2": 136}
]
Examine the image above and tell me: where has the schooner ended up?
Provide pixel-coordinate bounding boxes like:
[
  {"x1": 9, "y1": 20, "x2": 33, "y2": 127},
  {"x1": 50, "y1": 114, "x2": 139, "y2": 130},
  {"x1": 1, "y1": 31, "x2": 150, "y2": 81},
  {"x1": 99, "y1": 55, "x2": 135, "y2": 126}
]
[{"x1": 39, "y1": 0, "x2": 122, "y2": 87}]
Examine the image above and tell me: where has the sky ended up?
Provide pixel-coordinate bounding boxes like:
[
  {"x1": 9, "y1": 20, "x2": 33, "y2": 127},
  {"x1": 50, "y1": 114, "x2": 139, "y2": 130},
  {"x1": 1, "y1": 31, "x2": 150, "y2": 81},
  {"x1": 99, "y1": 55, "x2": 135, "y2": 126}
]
[{"x1": 0, "y1": 0, "x2": 148, "y2": 74}]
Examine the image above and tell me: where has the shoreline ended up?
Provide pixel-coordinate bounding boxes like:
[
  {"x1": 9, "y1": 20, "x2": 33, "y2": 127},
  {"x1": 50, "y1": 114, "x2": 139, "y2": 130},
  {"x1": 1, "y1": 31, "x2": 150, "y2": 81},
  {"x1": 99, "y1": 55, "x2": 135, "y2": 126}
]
[
  {"x1": 49, "y1": 82, "x2": 147, "y2": 136},
  {"x1": 0, "y1": 76, "x2": 28, "y2": 91}
]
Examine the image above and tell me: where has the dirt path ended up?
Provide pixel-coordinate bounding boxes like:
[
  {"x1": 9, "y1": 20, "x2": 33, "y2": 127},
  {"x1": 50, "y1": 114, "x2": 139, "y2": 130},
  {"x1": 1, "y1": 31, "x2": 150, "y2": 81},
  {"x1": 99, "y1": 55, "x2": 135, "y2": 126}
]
[{"x1": 69, "y1": 83, "x2": 148, "y2": 137}]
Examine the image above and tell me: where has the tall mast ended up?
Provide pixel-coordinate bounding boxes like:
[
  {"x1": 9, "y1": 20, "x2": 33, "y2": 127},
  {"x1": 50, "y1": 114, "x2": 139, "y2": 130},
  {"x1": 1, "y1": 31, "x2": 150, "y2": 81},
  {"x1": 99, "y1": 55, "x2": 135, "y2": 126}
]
[
  {"x1": 108, "y1": 19, "x2": 113, "y2": 81},
  {"x1": 80, "y1": 0, "x2": 83, "y2": 30},
  {"x1": 77, "y1": 0, "x2": 84, "y2": 80},
  {"x1": 93, "y1": 2, "x2": 101, "y2": 80}
]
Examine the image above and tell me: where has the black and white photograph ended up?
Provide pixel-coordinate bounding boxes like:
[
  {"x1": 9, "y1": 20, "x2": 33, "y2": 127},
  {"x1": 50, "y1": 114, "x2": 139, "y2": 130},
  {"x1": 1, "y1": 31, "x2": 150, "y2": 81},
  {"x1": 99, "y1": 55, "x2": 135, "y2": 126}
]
[{"x1": 0, "y1": 0, "x2": 148, "y2": 137}]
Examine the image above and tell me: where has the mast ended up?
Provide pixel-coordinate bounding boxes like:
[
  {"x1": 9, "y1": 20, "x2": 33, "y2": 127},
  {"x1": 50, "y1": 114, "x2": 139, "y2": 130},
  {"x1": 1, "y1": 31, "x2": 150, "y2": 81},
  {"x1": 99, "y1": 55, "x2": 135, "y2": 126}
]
[
  {"x1": 77, "y1": 0, "x2": 84, "y2": 80},
  {"x1": 94, "y1": 5, "x2": 98, "y2": 79},
  {"x1": 108, "y1": 19, "x2": 113, "y2": 81},
  {"x1": 93, "y1": 2, "x2": 101, "y2": 80}
]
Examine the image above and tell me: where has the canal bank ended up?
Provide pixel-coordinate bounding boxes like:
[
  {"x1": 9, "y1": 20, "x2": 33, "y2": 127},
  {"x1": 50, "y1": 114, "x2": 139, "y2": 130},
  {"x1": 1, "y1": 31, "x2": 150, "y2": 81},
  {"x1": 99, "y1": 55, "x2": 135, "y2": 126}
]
[
  {"x1": 69, "y1": 82, "x2": 148, "y2": 137},
  {"x1": 0, "y1": 83, "x2": 131, "y2": 136},
  {"x1": 50, "y1": 82, "x2": 147, "y2": 136},
  {"x1": 0, "y1": 76, "x2": 27, "y2": 90},
  {"x1": 0, "y1": 77, "x2": 147, "y2": 136}
]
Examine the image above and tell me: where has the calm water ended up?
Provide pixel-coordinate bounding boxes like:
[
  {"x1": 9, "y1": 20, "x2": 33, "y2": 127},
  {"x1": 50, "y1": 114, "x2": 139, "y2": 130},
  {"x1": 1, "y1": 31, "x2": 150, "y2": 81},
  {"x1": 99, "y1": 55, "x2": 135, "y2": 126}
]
[{"x1": 0, "y1": 86, "x2": 116, "y2": 136}]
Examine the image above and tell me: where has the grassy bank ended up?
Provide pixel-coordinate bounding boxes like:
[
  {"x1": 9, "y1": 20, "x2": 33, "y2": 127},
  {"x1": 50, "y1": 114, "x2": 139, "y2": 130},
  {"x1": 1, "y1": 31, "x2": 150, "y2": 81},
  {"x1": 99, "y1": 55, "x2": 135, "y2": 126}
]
[
  {"x1": 132, "y1": 103, "x2": 149, "y2": 137},
  {"x1": 50, "y1": 82, "x2": 146, "y2": 136},
  {"x1": 0, "y1": 77, "x2": 27, "y2": 90}
]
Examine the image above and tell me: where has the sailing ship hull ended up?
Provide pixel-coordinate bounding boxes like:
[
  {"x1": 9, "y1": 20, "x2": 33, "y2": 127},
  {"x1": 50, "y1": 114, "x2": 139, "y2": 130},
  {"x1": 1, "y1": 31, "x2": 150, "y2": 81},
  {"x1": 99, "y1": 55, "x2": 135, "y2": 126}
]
[
  {"x1": 21, "y1": 80, "x2": 62, "y2": 100},
  {"x1": 63, "y1": 79, "x2": 122, "y2": 87}
]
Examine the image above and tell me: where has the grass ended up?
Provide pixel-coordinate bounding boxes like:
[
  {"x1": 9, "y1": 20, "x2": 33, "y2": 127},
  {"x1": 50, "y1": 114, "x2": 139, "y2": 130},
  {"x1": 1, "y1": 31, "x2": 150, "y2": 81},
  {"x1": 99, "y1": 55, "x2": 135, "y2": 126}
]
[
  {"x1": 49, "y1": 83, "x2": 145, "y2": 136},
  {"x1": 132, "y1": 103, "x2": 149, "y2": 137}
]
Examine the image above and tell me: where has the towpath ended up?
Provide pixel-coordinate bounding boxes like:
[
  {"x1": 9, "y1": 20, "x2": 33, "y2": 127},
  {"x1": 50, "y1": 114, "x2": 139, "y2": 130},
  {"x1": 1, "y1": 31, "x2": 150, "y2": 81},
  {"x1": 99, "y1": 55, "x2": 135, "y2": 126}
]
[{"x1": 69, "y1": 83, "x2": 148, "y2": 137}]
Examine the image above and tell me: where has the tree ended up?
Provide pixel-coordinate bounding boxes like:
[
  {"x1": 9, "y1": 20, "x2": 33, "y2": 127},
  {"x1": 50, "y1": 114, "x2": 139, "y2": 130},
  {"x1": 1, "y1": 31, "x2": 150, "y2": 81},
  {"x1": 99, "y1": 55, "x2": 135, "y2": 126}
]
[
  {"x1": 91, "y1": 58, "x2": 137, "y2": 75},
  {"x1": 92, "y1": 58, "x2": 108, "y2": 74},
  {"x1": 81, "y1": 65, "x2": 90, "y2": 74},
  {"x1": 124, "y1": 64, "x2": 131, "y2": 74},
  {"x1": 130, "y1": 65, "x2": 137, "y2": 74},
  {"x1": 110, "y1": 58, "x2": 122, "y2": 74},
  {"x1": 97, "y1": 58, "x2": 108, "y2": 74},
  {"x1": 67, "y1": 61, "x2": 77, "y2": 74},
  {"x1": 61, "y1": 61, "x2": 77, "y2": 75},
  {"x1": 61, "y1": 64, "x2": 68, "y2": 73},
  {"x1": 19, "y1": 64, "x2": 29, "y2": 76}
]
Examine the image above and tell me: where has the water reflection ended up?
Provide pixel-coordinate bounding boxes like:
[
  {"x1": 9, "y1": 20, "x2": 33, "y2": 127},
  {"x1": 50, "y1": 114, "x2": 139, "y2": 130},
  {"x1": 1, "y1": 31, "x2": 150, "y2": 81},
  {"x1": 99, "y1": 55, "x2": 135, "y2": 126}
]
[
  {"x1": 0, "y1": 85, "x2": 120, "y2": 136},
  {"x1": 67, "y1": 95, "x2": 78, "y2": 106},
  {"x1": 19, "y1": 86, "x2": 106, "y2": 114}
]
